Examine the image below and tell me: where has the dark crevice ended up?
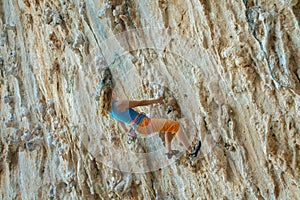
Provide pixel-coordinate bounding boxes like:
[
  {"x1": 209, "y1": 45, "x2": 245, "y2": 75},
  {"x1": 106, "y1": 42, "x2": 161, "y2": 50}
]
[
  {"x1": 0, "y1": 0, "x2": 4, "y2": 23},
  {"x1": 243, "y1": 2, "x2": 283, "y2": 87},
  {"x1": 124, "y1": 0, "x2": 138, "y2": 29},
  {"x1": 292, "y1": 1, "x2": 300, "y2": 26},
  {"x1": 158, "y1": 0, "x2": 169, "y2": 29}
]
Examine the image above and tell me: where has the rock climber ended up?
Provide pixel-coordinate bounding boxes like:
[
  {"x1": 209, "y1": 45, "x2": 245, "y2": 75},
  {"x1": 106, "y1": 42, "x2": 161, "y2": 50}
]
[{"x1": 98, "y1": 85, "x2": 201, "y2": 159}]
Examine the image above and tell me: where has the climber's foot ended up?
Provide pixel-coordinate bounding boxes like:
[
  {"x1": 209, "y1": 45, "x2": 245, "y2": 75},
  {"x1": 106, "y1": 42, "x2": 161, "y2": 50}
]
[
  {"x1": 189, "y1": 140, "x2": 201, "y2": 158},
  {"x1": 165, "y1": 150, "x2": 180, "y2": 159}
]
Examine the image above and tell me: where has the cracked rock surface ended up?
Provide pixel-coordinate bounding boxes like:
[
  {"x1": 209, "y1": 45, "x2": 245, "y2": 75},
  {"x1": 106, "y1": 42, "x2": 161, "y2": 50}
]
[{"x1": 0, "y1": 0, "x2": 299, "y2": 199}]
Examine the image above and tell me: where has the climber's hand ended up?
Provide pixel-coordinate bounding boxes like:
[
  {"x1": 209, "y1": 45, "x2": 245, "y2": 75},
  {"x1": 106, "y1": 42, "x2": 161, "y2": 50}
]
[{"x1": 156, "y1": 96, "x2": 164, "y2": 104}]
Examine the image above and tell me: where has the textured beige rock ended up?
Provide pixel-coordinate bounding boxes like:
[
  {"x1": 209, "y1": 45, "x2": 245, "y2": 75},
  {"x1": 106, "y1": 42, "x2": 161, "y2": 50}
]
[{"x1": 0, "y1": 0, "x2": 299, "y2": 199}]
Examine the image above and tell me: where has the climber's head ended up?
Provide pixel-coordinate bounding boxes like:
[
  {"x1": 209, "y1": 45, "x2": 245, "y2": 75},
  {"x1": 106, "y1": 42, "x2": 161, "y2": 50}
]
[{"x1": 99, "y1": 86, "x2": 113, "y2": 116}]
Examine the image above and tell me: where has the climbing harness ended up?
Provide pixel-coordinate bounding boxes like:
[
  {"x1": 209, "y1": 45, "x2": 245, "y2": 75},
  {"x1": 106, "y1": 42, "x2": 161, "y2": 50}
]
[{"x1": 127, "y1": 113, "x2": 149, "y2": 144}]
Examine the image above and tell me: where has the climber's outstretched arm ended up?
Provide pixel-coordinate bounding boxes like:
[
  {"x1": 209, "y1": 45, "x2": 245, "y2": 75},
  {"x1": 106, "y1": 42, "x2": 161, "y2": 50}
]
[
  {"x1": 129, "y1": 97, "x2": 163, "y2": 108},
  {"x1": 117, "y1": 97, "x2": 163, "y2": 111}
]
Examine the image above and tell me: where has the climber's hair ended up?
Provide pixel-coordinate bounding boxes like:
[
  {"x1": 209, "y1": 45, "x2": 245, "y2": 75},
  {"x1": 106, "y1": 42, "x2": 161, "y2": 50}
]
[{"x1": 99, "y1": 86, "x2": 113, "y2": 117}]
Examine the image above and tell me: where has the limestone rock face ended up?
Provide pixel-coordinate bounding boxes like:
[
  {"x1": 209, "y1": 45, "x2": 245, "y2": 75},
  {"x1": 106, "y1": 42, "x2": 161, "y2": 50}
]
[{"x1": 0, "y1": 0, "x2": 299, "y2": 199}]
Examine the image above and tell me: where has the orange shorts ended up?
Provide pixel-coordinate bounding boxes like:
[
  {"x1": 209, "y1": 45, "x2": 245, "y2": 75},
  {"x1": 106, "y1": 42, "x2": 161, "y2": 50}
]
[{"x1": 136, "y1": 116, "x2": 180, "y2": 135}]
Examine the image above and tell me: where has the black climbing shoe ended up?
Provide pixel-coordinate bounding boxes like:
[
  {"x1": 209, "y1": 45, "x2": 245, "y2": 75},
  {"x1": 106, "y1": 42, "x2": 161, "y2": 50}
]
[
  {"x1": 165, "y1": 150, "x2": 180, "y2": 159},
  {"x1": 189, "y1": 140, "x2": 202, "y2": 158}
]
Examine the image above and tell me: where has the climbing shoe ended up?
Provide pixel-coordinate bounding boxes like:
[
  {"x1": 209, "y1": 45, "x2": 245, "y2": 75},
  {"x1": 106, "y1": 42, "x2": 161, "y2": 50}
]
[
  {"x1": 165, "y1": 150, "x2": 180, "y2": 159},
  {"x1": 189, "y1": 140, "x2": 201, "y2": 158}
]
